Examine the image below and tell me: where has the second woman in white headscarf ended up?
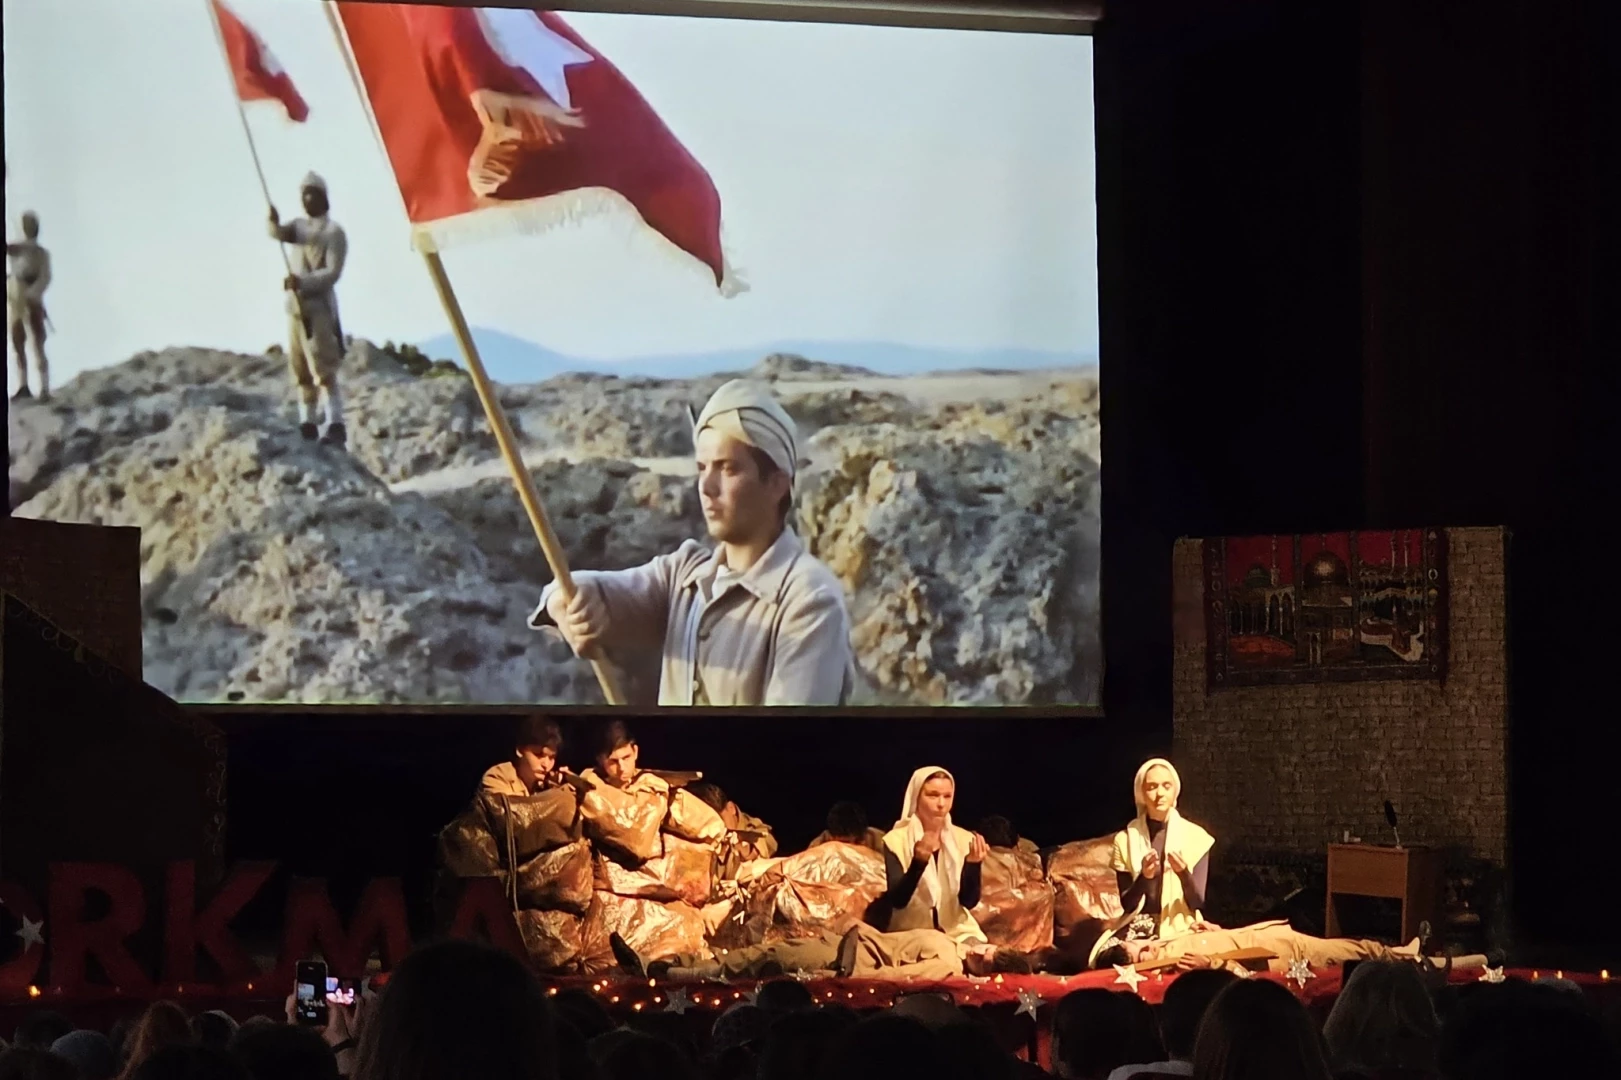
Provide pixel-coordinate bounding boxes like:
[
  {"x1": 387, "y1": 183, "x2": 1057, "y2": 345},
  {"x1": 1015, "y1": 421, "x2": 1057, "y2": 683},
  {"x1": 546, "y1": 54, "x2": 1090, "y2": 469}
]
[
  {"x1": 878, "y1": 766, "x2": 990, "y2": 946},
  {"x1": 1111, "y1": 757, "x2": 1215, "y2": 939}
]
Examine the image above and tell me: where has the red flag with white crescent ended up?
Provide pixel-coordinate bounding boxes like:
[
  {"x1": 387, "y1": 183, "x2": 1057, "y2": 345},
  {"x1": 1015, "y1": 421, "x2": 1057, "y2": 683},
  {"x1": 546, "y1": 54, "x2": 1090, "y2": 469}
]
[
  {"x1": 212, "y1": 0, "x2": 309, "y2": 122},
  {"x1": 333, "y1": 4, "x2": 739, "y2": 294}
]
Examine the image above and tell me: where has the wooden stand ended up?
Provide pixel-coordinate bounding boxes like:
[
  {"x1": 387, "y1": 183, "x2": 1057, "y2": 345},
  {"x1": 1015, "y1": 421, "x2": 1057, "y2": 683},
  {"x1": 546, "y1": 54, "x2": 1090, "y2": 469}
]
[{"x1": 1326, "y1": 843, "x2": 1444, "y2": 942}]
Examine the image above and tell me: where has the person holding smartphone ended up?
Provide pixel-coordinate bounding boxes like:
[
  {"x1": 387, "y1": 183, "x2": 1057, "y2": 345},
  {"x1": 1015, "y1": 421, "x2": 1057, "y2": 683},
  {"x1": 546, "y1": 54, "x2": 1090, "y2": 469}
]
[
  {"x1": 480, "y1": 715, "x2": 571, "y2": 797},
  {"x1": 287, "y1": 962, "x2": 370, "y2": 1078}
]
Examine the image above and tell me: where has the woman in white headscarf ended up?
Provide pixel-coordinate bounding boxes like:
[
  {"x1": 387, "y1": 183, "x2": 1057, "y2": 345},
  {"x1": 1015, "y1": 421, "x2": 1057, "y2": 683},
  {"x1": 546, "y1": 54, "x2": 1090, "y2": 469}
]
[
  {"x1": 878, "y1": 766, "x2": 990, "y2": 946},
  {"x1": 1111, "y1": 758, "x2": 1215, "y2": 940}
]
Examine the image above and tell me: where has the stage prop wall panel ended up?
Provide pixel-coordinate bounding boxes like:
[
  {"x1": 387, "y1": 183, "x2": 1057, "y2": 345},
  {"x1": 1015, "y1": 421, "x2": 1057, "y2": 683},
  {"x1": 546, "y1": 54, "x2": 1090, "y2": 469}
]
[
  {"x1": 0, "y1": 594, "x2": 226, "y2": 895},
  {"x1": 0, "y1": 518, "x2": 143, "y2": 679},
  {"x1": 1173, "y1": 527, "x2": 1507, "y2": 864}
]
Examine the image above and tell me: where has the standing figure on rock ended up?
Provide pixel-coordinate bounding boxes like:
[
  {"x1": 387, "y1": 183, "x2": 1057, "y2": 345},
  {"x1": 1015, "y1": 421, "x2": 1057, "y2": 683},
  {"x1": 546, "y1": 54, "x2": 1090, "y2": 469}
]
[
  {"x1": 268, "y1": 172, "x2": 348, "y2": 446},
  {"x1": 6, "y1": 211, "x2": 51, "y2": 402},
  {"x1": 530, "y1": 379, "x2": 855, "y2": 706}
]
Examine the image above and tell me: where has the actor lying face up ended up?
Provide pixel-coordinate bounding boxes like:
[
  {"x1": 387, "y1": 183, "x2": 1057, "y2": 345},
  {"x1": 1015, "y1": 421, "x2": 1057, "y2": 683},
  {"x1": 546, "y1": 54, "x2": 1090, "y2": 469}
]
[{"x1": 530, "y1": 380, "x2": 855, "y2": 706}]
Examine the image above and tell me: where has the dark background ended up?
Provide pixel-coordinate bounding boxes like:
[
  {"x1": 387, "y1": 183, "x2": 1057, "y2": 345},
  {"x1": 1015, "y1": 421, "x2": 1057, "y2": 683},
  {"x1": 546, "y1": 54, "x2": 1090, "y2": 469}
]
[{"x1": 9, "y1": 0, "x2": 1619, "y2": 965}]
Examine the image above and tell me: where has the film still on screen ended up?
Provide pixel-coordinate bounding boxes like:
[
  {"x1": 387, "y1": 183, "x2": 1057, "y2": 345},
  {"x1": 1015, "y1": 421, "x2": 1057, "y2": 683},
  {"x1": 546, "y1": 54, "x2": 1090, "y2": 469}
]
[{"x1": 5, "y1": 0, "x2": 1099, "y2": 708}]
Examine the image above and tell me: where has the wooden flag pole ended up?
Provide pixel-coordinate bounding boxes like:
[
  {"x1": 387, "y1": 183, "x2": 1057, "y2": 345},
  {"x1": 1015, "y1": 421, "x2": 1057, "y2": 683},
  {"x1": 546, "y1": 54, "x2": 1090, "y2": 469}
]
[
  {"x1": 201, "y1": 0, "x2": 311, "y2": 344},
  {"x1": 419, "y1": 251, "x2": 627, "y2": 705}
]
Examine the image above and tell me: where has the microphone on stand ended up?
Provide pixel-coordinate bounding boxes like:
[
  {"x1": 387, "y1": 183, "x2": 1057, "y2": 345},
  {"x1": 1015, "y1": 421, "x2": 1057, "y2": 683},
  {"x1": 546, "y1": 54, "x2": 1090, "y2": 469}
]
[{"x1": 1384, "y1": 800, "x2": 1403, "y2": 849}]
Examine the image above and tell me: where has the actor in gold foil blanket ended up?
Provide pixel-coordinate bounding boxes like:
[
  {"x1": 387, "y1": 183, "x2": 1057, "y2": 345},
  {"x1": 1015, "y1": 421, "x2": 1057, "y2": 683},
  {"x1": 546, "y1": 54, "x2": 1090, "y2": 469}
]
[
  {"x1": 809, "y1": 800, "x2": 888, "y2": 854},
  {"x1": 530, "y1": 379, "x2": 855, "y2": 706},
  {"x1": 684, "y1": 779, "x2": 779, "y2": 880},
  {"x1": 481, "y1": 715, "x2": 575, "y2": 797}
]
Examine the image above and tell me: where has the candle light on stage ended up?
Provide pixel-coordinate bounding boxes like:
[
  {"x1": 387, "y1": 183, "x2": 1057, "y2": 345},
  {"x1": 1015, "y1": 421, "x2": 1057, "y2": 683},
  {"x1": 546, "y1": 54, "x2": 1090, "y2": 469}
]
[
  {"x1": 27, "y1": 986, "x2": 41, "y2": 999},
  {"x1": 1603, "y1": 971, "x2": 1611, "y2": 981}
]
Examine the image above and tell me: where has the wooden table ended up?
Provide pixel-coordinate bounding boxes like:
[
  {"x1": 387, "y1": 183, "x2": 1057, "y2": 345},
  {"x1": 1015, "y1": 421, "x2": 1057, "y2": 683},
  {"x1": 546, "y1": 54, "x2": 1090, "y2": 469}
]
[{"x1": 1326, "y1": 844, "x2": 1444, "y2": 942}]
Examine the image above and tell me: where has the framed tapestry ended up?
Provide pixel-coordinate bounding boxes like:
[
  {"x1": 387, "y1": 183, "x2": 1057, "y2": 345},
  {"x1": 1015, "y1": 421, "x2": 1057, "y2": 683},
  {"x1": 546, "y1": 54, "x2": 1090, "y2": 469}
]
[{"x1": 1203, "y1": 529, "x2": 1448, "y2": 688}]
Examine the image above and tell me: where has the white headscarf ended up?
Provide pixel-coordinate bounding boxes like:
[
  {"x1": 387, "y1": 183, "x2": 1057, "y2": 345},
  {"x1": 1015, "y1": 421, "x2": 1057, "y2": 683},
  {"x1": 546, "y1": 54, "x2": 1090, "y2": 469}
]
[
  {"x1": 301, "y1": 171, "x2": 328, "y2": 194},
  {"x1": 692, "y1": 379, "x2": 799, "y2": 482}
]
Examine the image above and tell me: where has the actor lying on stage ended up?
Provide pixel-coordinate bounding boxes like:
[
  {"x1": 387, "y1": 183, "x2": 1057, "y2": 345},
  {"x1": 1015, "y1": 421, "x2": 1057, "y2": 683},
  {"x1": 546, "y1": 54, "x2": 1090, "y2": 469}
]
[
  {"x1": 1084, "y1": 916, "x2": 1487, "y2": 976},
  {"x1": 1111, "y1": 757, "x2": 1214, "y2": 940},
  {"x1": 809, "y1": 800, "x2": 888, "y2": 854},
  {"x1": 479, "y1": 715, "x2": 572, "y2": 797},
  {"x1": 529, "y1": 380, "x2": 855, "y2": 706}
]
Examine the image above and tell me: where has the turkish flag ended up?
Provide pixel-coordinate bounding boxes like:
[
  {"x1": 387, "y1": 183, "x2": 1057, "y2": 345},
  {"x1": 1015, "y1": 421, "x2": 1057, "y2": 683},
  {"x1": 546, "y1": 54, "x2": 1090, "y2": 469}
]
[
  {"x1": 212, "y1": 0, "x2": 309, "y2": 122},
  {"x1": 334, "y1": 5, "x2": 733, "y2": 292}
]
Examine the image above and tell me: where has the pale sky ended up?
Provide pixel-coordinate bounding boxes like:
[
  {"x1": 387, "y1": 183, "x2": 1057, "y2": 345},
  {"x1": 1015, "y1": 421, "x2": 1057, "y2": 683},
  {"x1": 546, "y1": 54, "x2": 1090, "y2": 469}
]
[{"x1": 3, "y1": 0, "x2": 1096, "y2": 389}]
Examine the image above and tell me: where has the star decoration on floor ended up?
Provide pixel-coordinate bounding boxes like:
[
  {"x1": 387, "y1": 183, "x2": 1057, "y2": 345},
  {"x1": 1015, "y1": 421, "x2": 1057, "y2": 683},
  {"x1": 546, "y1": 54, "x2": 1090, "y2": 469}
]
[
  {"x1": 1113, "y1": 964, "x2": 1146, "y2": 992},
  {"x1": 1286, "y1": 958, "x2": 1313, "y2": 989},
  {"x1": 1479, "y1": 966, "x2": 1506, "y2": 984},
  {"x1": 787, "y1": 968, "x2": 815, "y2": 982},
  {"x1": 663, "y1": 987, "x2": 693, "y2": 1014},
  {"x1": 741, "y1": 987, "x2": 760, "y2": 1005},
  {"x1": 1014, "y1": 987, "x2": 1045, "y2": 1019},
  {"x1": 14, "y1": 917, "x2": 44, "y2": 951}
]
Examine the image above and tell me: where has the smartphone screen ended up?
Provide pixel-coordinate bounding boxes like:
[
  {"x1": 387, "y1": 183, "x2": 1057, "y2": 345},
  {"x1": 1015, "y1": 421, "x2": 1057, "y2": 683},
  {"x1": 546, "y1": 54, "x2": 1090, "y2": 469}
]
[
  {"x1": 294, "y1": 960, "x2": 329, "y2": 1026},
  {"x1": 329, "y1": 977, "x2": 359, "y2": 1007}
]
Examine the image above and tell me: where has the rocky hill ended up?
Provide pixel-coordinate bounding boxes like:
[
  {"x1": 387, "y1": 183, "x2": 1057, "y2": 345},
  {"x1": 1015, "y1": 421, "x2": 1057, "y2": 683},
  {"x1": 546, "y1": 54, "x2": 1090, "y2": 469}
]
[{"x1": 8, "y1": 342, "x2": 1100, "y2": 706}]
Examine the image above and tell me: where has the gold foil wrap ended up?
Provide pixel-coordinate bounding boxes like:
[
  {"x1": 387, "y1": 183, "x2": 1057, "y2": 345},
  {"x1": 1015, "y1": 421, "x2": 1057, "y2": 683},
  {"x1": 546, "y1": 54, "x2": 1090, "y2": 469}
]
[
  {"x1": 593, "y1": 834, "x2": 716, "y2": 908},
  {"x1": 437, "y1": 807, "x2": 502, "y2": 878},
  {"x1": 972, "y1": 846, "x2": 1055, "y2": 952},
  {"x1": 515, "y1": 838, "x2": 593, "y2": 915},
  {"x1": 516, "y1": 908, "x2": 586, "y2": 972},
  {"x1": 590, "y1": 890, "x2": 708, "y2": 963},
  {"x1": 581, "y1": 784, "x2": 668, "y2": 863},
  {"x1": 478, "y1": 788, "x2": 582, "y2": 861},
  {"x1": 664, "y1": 789, "x2": 728, "y2": 843},
  {"x1": 1047, "y1": 835, "x2": 1125, "y2": 943},
  {"x1": 737, "y1": 841, "x2": 887, "y2": 946}
]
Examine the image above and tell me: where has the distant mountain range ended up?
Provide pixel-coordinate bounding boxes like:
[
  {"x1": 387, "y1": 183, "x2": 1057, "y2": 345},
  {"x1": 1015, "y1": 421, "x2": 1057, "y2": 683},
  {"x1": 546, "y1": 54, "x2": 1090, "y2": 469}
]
[{"x1": 416, "y1": 327, "x2": 1098, "y2": 384}]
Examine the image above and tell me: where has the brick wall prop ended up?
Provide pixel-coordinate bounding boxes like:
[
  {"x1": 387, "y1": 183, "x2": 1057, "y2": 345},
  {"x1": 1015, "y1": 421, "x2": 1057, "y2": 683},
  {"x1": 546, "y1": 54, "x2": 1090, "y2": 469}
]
[{"x1": 1173, "y1": 527, "x2": 1508, "y2": 865}]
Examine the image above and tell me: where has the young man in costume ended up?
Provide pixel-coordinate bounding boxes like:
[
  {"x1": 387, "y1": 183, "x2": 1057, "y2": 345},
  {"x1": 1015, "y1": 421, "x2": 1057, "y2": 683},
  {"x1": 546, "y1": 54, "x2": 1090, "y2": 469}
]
[
  {"x1": 809, "y1": 800, "x2": 887, "y2": 854},
  {"x1": 479, "y1": 714, "x2": 571, "y2": 797},
  {"x1": 531, "y1": 380, "x2": 855, "y2": 706},
  {"x1": 268, "y1": 173, "x2": 348, "y2": 446},
  {"x1": 1084, "y1": 914, "x2": 1488, "y2": 976}
]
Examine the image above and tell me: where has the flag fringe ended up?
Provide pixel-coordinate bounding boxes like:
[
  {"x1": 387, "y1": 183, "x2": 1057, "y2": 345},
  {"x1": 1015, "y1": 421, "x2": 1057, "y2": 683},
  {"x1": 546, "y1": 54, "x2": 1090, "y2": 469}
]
[{"x1": 410, "y1": 186, "x2": 747, "y2": 299}]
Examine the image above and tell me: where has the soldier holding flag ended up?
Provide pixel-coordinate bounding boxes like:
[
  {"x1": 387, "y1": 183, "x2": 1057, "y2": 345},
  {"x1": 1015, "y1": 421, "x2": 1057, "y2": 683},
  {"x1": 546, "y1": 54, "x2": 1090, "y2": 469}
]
[{"x1": 268, "y1": 173, "x2": 349, "y2": 446}]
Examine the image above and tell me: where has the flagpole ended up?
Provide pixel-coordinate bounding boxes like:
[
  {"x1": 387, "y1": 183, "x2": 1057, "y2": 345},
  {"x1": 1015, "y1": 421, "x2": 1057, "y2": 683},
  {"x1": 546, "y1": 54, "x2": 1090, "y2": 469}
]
[
  {"x1": 320, "y1": 3, "x2": 624, "y2": 704},
  {"x1": 419, "y1": 250, "x2": 628, "y2": 706},
  {"x1": 201, "y1": 0, "x2": 310, "y2": 341}
]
